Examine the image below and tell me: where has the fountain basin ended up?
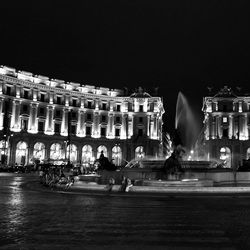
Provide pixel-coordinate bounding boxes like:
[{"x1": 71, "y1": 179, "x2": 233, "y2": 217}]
[
  {"x1": 141, "y1": 179, "x2": 214, "y2": 187},
  {"x1": 78, "y1": 174, "x2": 101, "y2": 183}
]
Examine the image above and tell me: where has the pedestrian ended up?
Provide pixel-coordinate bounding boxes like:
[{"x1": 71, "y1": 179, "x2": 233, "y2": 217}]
[
  {"x1": 120, "y1": 176, "x2": 127, "y2": 192},
  {"x1": 107, "y1": 177, "x2": 115, "y2": 192},
  {"x1": 125, "y1": 178, "x2": 133, "y2": 192}
]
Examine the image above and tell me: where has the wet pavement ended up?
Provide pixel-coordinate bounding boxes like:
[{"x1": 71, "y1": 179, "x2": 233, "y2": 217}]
[{"x1": 1, "y1": 173, "x2": 250, "y2": 249}]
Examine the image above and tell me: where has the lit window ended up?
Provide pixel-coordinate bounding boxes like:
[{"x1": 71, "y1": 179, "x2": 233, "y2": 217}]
[{"x1": 223, "y1": 117, "x2": 228, "y2": 123}]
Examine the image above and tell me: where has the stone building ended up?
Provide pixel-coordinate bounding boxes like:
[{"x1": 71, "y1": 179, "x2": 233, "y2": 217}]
[
  {"x1": 202, "y1": 86, "x2": 250, "y2": 168},
  {"x1": 0, "y1": 66, "x2": 164, "y2": 167}
]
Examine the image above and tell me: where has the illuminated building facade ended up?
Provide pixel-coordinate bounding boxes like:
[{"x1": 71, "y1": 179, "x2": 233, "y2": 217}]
[
  {"x1": 202, "y1": 86, "x2": 250, "y2": 168},
  {"x1": 0, "y1": 66, "x2": 164, "y2": 166}
]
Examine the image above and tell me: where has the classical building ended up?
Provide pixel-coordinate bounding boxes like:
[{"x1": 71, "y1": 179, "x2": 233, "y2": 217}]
[
  {"x1": 0, "y1": 66, "x2": 164, "y2": 167},
  {"x1": 202, "y1": 86, "x2": 250, "y2": 168}
]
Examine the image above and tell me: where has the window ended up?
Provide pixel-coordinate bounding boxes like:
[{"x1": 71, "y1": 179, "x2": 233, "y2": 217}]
[
  {"x1": 38, "y1": 121, "x2": 44, "y2": 132},
  {"x1": 23, "y1": 105, "x2": 28, "y2": 112},
  {"x1": 86, "y1": 126, "x2": 91, "y2": 136},
  {"x1": 24, "y1": 90, "x2": 29, "y2": 99},
  {"x1": 39, "y1": 107, "x2": 45, "y2": 116},
  {"x1": 57, "y1": 96, "x2": 62, "y2": 104},
  {"x1": 55, "y1": 110, "x2": 61, "y2": 118},
  {"x1": 21, "y1": 119, "x2": 28, "y2": 131},
  {"x1": 72, "y1": 99, "x2": 77, "y2": 107},
  {"x1": 223, "y1": 105, "x2": 227, "y2": 112},
  {"x1": 115, "y1": 116, "x2": 121, "y2": 123},
  {"x1": 87, "y1": 113, "x2": 92, "y2": 121},
  {"x1": 71, "y1": 125, "x2": 76, "y2": 135},
  {"x1": 54, "y1": 123, "x2": 60, "y2": 133},
  {"x1": 139, "y1": 105, "x2": 143, "y2": 112},
  {"x1": 139, "y1": 117, "x2": 143, "y2": 123},
  {"x1": 102, "y1": 103, "x2": 107, "y2": 110},
  {"x1": 115, "y1": 128, "x2": 120, "y2": 137},
  {"x1": 117, "y1": 105, "x2": 121, "y2": 112},
  {"x1": 223, "y1": 128, "x2": 228, "y2": 138},
  {"x1": 71, "y1": 111, "x2": 76, "y2": 119},
  {"x1": 223, "y1": 117, "x2": 228, "y2": 123},
  {"x1": 40, "y1": 93, "x2": 45, "y2": 102},
  {"x1": 87, "y1": 101, "x2": 92, "y2": 109},
  {"x1": 101, "y1": 127, "x2": 106, "y2": 137},
  {"x1": 138, "y1": 128, "x2": 143, "y2": 136},
  {"x1": 6, "y1": 86, "x2": 11, "y2": 95},
  {"x1": 101, "y1": 115, "x2": 106, "y2": 122}
]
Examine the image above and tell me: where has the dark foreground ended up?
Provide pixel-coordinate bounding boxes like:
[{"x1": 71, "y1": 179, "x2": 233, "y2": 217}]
[{"x1": 1, "y1": 174, "x2": 250, "y2": 249}]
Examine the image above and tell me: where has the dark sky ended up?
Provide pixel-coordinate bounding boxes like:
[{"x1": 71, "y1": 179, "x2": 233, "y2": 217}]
[{"x1": 1, "y1": 1, "x2": 250, "y2": 135}]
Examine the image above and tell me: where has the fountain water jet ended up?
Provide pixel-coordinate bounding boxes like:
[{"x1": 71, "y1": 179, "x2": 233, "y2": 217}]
[{"x1": 175, "y1": 92, "x2": 201, "y2": 153}]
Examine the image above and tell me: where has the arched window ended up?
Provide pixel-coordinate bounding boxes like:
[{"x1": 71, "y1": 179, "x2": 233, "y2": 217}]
[
  {"x1": 66, "y1": 144, "x2": 77, "y2": 163},
  {"x1": 135, "y1": 146, "x2": 145, "y2": 159},
  {"x1": 112, "y1": 146, "x2": 122, "y2": 166},
  {"x1": 0, "y1": 140, "x2": 9, "y2": 164},
  {"x1": 82, "y1": 145, "x2": 93, "y2": 163},
  {"x1": 50, "y1": 143, "x2": 63, "y2": 160},
  {"x1": 16, "y1": 141, "x2": 28, "y2": 165},
  {"x1": 0, "y1": 140, "x2": 8, "y2": 155},
  {"x1": 247, "y1": 148, "x2": 250, "y2": 160},
  {"x1": 220, "y1": 147, "x2": 231, "y2": 168},
  {"x1": 97, "y1": 145, "x2": 108, "y2": 159},
  {"x1": 33, "y1": 142, "x2": 45, "y2": 160}
]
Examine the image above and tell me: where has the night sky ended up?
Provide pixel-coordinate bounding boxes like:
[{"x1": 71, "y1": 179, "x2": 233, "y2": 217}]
[{"x1": 1, "y1": 1, "x2": 250, "y2": 135}]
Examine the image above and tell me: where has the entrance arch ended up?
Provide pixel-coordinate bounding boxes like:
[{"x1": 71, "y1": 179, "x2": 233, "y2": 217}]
[
  {"x1": 82, "y1": 145, "x2": 93, "y2": 163},
  {"x1": 0, "y1": 140, "x2": 9, "y2": 164},
  {"x1": 16, "y1": 141, "x2": 28, "y2": 165},
  {"x1": 220, "y1": 147, "x2": 231, "y2": 168},
  {"x1": 66, "y1": 144, "x2": 78, "y2": 163},
  {"x1": 112, "y1": 146, "x2": 122, "y2": 166},
  {"x1": 97, "y1": 145, "x2": 108, "y2": 159},
  {"x1": 33, "y1": 142, "x2": 45, "y2": 161},
  {"x1": 50, "y1": 143, "x2": 63, "y2": 160},
  {"x1": 247, "y1": 148, "x2": 250, "y2": 160},
  {"x1": 135, "y1": 146, "x2": 145, "y2": 159}
]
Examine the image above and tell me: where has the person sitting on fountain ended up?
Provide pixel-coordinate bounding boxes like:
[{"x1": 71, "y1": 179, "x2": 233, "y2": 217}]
[{"x1": 164, "y1": 145, "x2": 185, "y2": 180}]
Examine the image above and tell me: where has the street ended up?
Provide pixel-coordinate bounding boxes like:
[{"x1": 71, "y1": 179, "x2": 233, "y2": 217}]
[{"x1": 1, "y1": 173, "x2": 250, "y2": 249}]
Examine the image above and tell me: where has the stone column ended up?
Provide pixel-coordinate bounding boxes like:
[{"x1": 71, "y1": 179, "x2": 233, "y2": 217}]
[
  {"x1": 93, "y1": 111, "x2": 100, "y2": 138},
  {"x1": 244, "y1": 114, "x2": 248, "y2": 139},
  {"x1": 121, "y1": 114, "x2": 128, "y2": 139},
  {"x1": 239, "y1": 115, "x2": 243, "y2": 139},
  {"x1": 147, "y1": 115, "x2": 151, "y2": 137},
  {"x1": 76, "y1": 109, "x2": 85, "y2": 137},
  {"x1": 211, "y1": 116, "x2": 215, "y2": 138},
  {"x1": 0, "y1": 97, "x2": 4, "y2": 130},
  {"x1": 45, "y1": 105, "x2": 54, "y2": 135},
  {"x1": 107, "y1": 113, "x2": 114, "y2": 138},
  {"x1": 10, "y1": 99, "x2": 21, "y2": 132},
  {"x1": 28, "y1": 102, "x2": 38, "y2": 134},
  {"x1": 229, "y1": 115, "x2": 233, "y2": 139},
  {"x1": 61, "y1": 108, "x2": 69, "y2": 136}
]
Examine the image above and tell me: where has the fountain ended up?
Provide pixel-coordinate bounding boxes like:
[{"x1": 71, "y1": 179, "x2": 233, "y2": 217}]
[
  {"x1": 76, "y1": 91, "x2": 250, "y2": 189},
  {"x1": 121, "y1": 91, "x2": 216, "y2": 187}
]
